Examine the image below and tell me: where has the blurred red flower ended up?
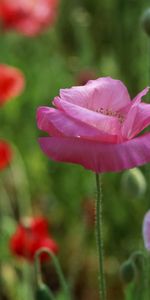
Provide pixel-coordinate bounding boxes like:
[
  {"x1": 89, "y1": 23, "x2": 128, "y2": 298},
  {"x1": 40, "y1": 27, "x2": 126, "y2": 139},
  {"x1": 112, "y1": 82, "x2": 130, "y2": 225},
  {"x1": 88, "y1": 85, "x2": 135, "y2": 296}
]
[
  {"x1": 10, "y1": 217, "x2": 59, "y2": 261},
  {"x1": 0, "y1": 64, "x2": 25, "y2": 106},
  {"x1": 0, "y1": 140, "x2": 12, "y2": 170},
  {"x1": 0, "y1": 0, "x2": 58, "y2": 36}
]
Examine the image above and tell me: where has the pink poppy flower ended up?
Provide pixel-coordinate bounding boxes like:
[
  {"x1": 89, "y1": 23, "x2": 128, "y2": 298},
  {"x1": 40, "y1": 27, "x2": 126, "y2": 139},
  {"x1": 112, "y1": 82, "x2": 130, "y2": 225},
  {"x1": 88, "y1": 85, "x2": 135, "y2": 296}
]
[
  {"x1": 0, "y1": 64, "x2": 25, "y2": 106},
  {"x1": 0, "y1": 0, "x2": 58, "y2": 36},
  {"x1": 0, "y1": 140, "x2": 12, "y2": 170},
  {"x1": 143, "y1": 211, "x2": 150, "y2": 250},
  {"x1": 37, "y1": 77, "x2": 150, "y2": 173}
]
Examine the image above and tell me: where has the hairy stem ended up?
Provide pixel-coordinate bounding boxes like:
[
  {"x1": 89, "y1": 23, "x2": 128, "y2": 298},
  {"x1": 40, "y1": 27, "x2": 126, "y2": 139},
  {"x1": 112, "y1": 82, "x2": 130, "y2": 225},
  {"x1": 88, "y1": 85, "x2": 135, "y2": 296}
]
[{"x1": 95, "y1": 173, "x2": 106, "y2": 300}]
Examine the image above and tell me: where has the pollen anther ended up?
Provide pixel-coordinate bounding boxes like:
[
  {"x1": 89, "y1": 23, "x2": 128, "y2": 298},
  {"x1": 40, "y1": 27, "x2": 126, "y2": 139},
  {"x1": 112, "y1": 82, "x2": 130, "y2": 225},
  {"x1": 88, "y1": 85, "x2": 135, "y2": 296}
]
[{"x1": 96, "y1": 107, "x2": 124, "y2": 123}]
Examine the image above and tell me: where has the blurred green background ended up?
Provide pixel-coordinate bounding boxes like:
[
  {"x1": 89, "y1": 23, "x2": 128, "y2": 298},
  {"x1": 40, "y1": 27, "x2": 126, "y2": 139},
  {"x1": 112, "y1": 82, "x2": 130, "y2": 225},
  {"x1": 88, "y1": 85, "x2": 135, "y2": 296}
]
[{"x1": 0, "y1": 0, "x2": 150, "y2": 299}]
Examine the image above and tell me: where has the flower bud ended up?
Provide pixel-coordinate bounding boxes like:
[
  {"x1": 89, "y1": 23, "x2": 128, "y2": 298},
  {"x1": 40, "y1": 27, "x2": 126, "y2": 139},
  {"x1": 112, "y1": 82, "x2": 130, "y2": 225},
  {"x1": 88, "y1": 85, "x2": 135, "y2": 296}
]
[
  {"x1": 121, "y1": 168, "x2": 147, "y2": 199},
  {"x1": 141, "y1": 8, "x2": 150, "y2": 36},
  {"x1": 35, "y1": 283, "x2": 52, "y2": 300},
  {"x1": 131, "y1": 251, "x2": 145, "y2": 273},
  {"x1": 120, "y1": 260, "x2": 136, "y2": 284}
]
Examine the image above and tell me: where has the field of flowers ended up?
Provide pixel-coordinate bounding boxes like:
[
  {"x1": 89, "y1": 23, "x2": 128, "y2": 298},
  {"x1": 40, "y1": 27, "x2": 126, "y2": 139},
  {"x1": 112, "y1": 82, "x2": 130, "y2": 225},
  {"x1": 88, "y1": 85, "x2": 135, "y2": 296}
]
[{"x1": 0, "y1": 1, "x2": 150, "y2": 300}]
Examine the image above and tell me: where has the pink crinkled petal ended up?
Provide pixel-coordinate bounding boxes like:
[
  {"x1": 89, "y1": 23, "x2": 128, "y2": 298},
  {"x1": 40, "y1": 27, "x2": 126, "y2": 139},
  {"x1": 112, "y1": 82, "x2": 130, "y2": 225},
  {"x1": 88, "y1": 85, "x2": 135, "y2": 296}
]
[
  {"x1": 122, "y1": 102, "x2": 150, "y2": 139},
  {"x1": 60, "y1": 77, "x2": 131, "y2": 112},
  {"x1": 122, "y1": 87, "x2": 149, "y2": 139},
  {"x1": 113, "y1": 87, "x2": 149, "y2": 119},
  {"x1": 37, "y1": 106, "x2": 119, "y2": 143},
  {"x1": 143, "y1": 211, "x2": 150, "y2": 251},
  {"x1": 53, "y1": 97, "x2": 121, "y2": 137},
  {"x1": 38, "y1": 132, "x2": 150, "y2": 173},
  {"x1": 132, "y1": 87, "x2": 149, "y2": 104},
  {"x1": 37, "y1": 107, "x2": 62, "y2": 136}
]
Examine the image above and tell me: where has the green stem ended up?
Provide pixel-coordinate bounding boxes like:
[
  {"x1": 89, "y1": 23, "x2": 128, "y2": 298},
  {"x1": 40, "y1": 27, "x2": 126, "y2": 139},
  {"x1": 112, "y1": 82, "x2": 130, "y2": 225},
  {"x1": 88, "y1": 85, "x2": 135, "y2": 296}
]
[
  {"x1": 34, "y1": 250, "x2": 55, "y2": 300},
  {"x1": 35, "y1": 248, "x2": 71, "y2": 299},
  {"x1": 95, "y1": 173, "x2": 106, "y2": 300},
  {"x1": 34, "y1": 251, "x2": 43, "y2": 286},
  {"x1": 143, "y1": 253, "x2": 150, "y2": 300},
  {"x1": 0, "y1": 179, "x2": 14, "y2": 217},
  {"x1": 8, "y1": 144, "x2": 32, "y2": 219}
]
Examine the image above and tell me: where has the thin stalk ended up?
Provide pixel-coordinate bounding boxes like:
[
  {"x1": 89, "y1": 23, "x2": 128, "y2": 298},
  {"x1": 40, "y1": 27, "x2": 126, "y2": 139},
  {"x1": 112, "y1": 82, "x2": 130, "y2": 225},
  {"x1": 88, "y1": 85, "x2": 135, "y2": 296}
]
[
  {"x1": 34, "y1": 250, "x2": 55, "y2": 300},
  {"x1": 143, "y1": 252, "x2": 150, "y2": 300},
  {"x1": 95, "y1": 173, "x2": 106, "y2": 300},
  {"x1": 9, "y1": 146, "x2": 32, "y2": 218},
  {"x1": 35, "y1": 248, "x2": 71, "y2": 300},
  {"x1": 0, "y1": 178, "x2": 14, "y2": 217}
]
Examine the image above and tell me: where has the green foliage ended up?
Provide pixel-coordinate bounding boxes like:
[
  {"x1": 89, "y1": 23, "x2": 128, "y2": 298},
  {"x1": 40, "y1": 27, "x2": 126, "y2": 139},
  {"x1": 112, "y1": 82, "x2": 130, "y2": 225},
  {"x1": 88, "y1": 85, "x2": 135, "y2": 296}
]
[{"x1": 124, "y1": 252, "x2": 150, "y2": 300}]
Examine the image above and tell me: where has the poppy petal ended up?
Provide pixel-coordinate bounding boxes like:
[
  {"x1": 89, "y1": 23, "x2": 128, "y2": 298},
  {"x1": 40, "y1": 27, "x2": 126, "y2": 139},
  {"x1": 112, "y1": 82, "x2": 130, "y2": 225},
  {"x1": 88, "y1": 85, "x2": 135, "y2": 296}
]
[
  {"x1": 122, "y1": 102, "x2": 150, "y2": 139},
  {"x1": 39, "y1": 133, "x2": 150, "y2": 173},
  {"x1": 37, "y1": 106, "x2": 119, "y2": 143},
  {"x1": 53, "y1": 97, "x2": 121, "y2": 136},
  {"x1": 0, "y1": 64, "x2": 25, "y2": 105},
  {"x1": 60, "y1": 77, "x2": 131, "y2": 112},
  {"x1": 143, "y1": 211, "x2": 150, "y2": 250},
  {"x1": 0, "y1": 140, "x2": 12, "y2": 170}
]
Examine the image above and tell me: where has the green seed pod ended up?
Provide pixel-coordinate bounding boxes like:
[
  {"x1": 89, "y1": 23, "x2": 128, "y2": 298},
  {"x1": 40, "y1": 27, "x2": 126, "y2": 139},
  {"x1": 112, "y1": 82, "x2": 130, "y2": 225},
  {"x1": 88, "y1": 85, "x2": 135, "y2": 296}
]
[
  {"x1": 121, "y1": 168, "x2": 147, "y2": 199},
  {"x1": 120, "y1": 260, "x2": 136, "y2": 284},
  {"x1": 35, "y1": 283, "x2": 53, "y2": 300},
  {"x1": 141, "y1": 8, "x2": 150, "y2": 36}
]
